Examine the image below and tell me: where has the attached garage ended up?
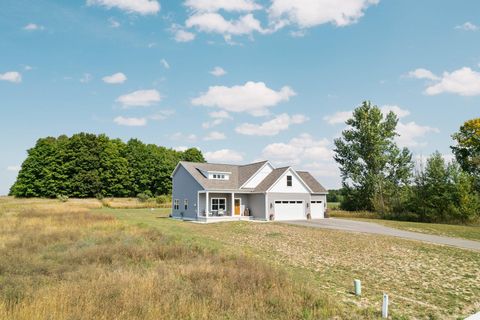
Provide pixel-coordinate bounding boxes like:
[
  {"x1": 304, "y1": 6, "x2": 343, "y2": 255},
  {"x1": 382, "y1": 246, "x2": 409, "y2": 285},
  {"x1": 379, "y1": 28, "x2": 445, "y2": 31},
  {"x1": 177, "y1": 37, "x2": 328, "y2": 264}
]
[
  {"x1": 273, "y1": 200, "x2": 305, "y2": 221},
  {"x1": 310, "y1": 200, "x2": 325, "y2": 219}
]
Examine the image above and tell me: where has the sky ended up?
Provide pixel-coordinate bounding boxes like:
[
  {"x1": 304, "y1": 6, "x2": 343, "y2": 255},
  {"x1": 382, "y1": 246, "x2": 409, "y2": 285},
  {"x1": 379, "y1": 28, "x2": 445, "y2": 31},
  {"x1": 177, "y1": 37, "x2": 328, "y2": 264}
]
[{"x1": 1, "y1": 0, "x2": 480, "y2": 195}]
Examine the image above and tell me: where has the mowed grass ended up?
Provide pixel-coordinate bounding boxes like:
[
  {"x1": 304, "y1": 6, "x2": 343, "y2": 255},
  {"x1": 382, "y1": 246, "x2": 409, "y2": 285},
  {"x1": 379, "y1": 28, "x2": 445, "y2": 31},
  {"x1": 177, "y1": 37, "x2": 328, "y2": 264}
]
[
  {"x1": 111, "y1": 208, "x2": 480, "y2": 320},
  {"x1": 330, "y1": 210, "x2": 480, "y2": 241},
  {"x1": 0, "y1": 197, "x2": 351, "y2": 320}
]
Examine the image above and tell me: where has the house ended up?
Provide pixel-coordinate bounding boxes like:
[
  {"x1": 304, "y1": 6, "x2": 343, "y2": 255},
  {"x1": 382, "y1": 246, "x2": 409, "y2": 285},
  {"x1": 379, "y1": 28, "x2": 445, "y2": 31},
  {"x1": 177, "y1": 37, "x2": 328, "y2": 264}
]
[{"x1": 171, "y1": 160, "x2": 328, "y2": 222}]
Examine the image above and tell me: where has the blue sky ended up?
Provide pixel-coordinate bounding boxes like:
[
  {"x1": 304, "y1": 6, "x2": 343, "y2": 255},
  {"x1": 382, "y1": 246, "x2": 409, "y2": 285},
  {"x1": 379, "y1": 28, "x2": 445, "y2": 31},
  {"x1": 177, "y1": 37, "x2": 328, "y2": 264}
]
[{"x1": 1, "y1": 0, "x2": 480, "y2": 195}]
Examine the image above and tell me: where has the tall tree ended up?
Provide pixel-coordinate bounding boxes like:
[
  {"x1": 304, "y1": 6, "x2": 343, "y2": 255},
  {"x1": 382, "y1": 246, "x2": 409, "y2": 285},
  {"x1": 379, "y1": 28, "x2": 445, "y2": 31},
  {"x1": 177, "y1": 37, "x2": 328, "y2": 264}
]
[
  {"x1": 451, "y1": 118, "x2": 480, "y2": 189},
  {"x1": 10, "y1": 133, "x2": 205, "y2": 198},
  {"x1": 333, "y1": 101, "x2": 413, "y2": 212}
]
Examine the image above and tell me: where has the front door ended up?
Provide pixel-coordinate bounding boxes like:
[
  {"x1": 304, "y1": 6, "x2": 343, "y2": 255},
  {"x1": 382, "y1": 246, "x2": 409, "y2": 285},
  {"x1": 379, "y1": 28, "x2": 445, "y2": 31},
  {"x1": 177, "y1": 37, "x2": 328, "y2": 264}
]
[{"x1": 234, "y1": 198, "x2": 241, "y2": 216}]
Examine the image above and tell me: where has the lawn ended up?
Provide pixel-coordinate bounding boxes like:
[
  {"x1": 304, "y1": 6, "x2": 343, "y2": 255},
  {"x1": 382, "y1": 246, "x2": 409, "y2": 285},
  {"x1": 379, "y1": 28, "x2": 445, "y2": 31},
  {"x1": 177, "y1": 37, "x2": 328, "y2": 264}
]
[
  {"x1": 110, "y1": 207, "x2": 480, "y2": 320},
  {"x1": 0, "y1": 197, "x2": 354, "y2": 320},
  {"x1": 330, "y1": 210, "x2": 480, "y2": 241},
  {"x1": 1, "y1": 198, "x2": 479, "y2": 319}
]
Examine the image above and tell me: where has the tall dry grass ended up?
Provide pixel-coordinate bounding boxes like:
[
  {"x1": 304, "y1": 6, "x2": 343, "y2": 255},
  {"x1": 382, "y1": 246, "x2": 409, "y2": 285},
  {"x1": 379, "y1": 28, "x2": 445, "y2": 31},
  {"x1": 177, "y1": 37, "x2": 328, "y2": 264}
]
[{"x1": 0, "y1": 198, "x2": 341, "y2": 320}]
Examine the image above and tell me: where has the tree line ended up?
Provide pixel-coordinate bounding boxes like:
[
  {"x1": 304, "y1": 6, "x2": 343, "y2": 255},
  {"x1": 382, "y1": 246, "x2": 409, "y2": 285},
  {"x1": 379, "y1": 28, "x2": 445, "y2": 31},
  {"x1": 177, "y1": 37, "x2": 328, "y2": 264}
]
[
  {"x1": 334, "y1": 102, "x2": 480, "y2": 224},
  {"x1": 9, "y1": 133, "x2": 205, "y2": 198}
]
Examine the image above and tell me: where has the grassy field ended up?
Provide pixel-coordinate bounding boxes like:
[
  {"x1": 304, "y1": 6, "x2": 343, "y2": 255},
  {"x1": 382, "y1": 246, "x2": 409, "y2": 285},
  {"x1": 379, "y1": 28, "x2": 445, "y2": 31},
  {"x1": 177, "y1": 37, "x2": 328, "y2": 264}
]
[
  {"x1": 111, "y1": 208, "x2": 480, "y2": 319},
  {"x1": 1, "y1": 197, "x2": 479, "y2": 319},
  {"x1": 330, "y1": 210, "x2": 480, "y2": 241},
  {"x1": 0, "y1": 197, "x2": 357, "y2": 320}
]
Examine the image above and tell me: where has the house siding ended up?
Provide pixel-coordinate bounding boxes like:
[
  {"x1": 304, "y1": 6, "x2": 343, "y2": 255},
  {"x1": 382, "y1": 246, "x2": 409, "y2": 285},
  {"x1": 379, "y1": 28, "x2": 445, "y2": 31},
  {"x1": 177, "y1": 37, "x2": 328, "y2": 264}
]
[
  {"x1": 246, "y1": 193, "x2": 266, "y2": 220},
  {"x1": 171, "y1": 165, "x2": 203, "y2": 219}
]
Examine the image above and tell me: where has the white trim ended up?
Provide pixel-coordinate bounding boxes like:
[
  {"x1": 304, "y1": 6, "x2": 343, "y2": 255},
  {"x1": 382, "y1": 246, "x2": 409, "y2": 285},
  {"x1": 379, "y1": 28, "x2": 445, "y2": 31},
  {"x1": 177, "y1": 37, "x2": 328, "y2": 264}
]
[
  {"x1": 266, "y1": 167, "x2": 313, "y2": 193},
  {"x1": 210, "y1": 197, "x2": 227, "y2": 212},
  {"x1": 171, "y1": 162, "x2": 183, "y2": 178},
  {"x1": 197, "y1": 191, "x2": 200, "y2": 218},
  {"x1": 239, "y1": 161, "x2": 273, "y2": 189}
]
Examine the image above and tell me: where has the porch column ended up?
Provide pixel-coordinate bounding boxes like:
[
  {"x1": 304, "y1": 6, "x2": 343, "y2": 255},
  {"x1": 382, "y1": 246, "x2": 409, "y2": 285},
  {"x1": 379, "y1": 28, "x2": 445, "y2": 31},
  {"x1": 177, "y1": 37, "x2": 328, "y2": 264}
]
[
  {"x1": 231, "y1": 192, "x2": 234, "y2": 216},
  {"x1": 205, "y1": 191, "x2": 209, "y2": 216}
]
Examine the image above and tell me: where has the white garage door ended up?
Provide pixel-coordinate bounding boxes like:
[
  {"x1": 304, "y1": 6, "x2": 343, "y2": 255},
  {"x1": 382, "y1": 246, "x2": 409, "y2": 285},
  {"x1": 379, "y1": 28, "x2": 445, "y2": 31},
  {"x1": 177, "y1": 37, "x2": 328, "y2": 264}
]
[
  {"x1": 274, "y1": 200, "x2": 305, "y2": 221},
  {"x1": 311, "y1": 201, "x2": 324, "y2": 219}
]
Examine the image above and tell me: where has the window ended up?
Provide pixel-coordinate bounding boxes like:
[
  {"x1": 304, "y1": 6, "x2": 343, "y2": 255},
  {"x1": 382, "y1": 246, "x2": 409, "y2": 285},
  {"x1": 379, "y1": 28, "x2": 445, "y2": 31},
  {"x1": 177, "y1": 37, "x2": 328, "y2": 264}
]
[
  {"x1": 287, "y1": 175, "x2": 292, "y2": 186},
  {"x1": 211, "y1": 198, "x2": 226, "y2": 211},
  {"x1": 184, "y1": 199, "x2": 188, "y2": 210},
  {"x1": 174, "y1": 199, "x2": 179, "y2": 210}
]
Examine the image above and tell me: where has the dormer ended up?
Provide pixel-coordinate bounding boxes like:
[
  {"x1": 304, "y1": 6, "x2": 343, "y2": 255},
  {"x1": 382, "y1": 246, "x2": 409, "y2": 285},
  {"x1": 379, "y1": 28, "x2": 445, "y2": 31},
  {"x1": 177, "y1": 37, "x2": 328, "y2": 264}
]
[{"x1": 199, "y1": 169, "x2": 231, "y2": 180}]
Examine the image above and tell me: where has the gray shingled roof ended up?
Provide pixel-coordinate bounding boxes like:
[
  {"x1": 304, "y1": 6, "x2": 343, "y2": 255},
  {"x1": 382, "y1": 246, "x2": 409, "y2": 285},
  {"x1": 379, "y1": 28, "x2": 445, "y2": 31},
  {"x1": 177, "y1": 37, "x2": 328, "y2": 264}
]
[
  {"x1": 176, "y1": 161, "x2": 327, "y2": 194},
  {"x1": 238, "y1": 161, "x2": 268, "y2": 186},
  {"x1": 253, "y1": 167, "x2": 289, "y2": 192},
  {"x1": 178, "y1": 161, "x2": 268, "y2": 190},
  {"x1": 297, "y1": 171, "x2": 328, "y2": 193}
]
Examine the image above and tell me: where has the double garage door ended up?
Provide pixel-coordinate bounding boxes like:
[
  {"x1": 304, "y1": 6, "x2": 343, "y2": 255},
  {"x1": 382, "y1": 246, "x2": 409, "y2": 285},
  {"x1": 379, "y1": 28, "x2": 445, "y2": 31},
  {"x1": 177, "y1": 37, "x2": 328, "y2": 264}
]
[
  {"x1": 274, "y1": 200, "x2": 325, "y2": 220},
  {"x1": 274, "y1": 200, "x2": 305, "y2": 221}
]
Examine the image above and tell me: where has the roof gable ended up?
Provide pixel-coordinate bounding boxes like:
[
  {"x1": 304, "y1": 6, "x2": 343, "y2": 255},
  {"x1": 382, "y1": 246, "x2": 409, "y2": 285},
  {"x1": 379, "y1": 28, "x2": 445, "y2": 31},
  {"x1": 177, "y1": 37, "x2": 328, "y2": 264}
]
[
  {"x1": 267, "y1": 167, "x2": 312, "y2": 193},
  {"x1": 296, "y1": 171, "x2": 328, "y2": 193}
]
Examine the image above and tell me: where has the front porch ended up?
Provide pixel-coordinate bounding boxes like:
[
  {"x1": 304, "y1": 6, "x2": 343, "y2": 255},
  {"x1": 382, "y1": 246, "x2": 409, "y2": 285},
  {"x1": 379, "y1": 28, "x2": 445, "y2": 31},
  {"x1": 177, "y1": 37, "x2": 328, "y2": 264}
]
[{"x1": 197, "y1": 191, "x2": 251, "y2": 220}]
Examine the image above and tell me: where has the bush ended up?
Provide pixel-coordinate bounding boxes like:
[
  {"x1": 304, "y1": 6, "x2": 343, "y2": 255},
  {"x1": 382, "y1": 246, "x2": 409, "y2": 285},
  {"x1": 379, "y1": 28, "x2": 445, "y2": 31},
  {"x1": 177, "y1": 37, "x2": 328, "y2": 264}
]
[
  {"x1": 137, "y1": 191, "x2": 153, "y2": 202},
  {"x1": 56, "y1": 194, "x2": 69, "y2": 202},
  {"x1": 155, "y1": 195, "x2": 171, "y2": 205}
]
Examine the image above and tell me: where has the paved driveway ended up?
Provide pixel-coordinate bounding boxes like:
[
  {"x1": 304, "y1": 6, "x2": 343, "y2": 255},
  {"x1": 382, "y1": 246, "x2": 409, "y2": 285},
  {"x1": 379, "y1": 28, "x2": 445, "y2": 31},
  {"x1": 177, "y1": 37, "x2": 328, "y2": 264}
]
[{"x1": 282, "y1": 218, "x2": 480, "y2": 251}]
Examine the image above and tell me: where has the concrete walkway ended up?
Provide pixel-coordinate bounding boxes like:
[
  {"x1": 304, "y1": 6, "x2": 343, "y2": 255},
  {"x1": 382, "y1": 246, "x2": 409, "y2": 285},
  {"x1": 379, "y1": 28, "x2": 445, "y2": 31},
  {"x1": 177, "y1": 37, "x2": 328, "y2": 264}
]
[{"x1": 282, "y1": 218, "x2": 480, "y2": 251}]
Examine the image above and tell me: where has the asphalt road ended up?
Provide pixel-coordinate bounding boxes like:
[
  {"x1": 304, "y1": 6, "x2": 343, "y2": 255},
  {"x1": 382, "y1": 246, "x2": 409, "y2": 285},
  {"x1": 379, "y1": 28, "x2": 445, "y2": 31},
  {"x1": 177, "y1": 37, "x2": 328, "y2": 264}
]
[{"x1": 282, "y1": 218, "x2": 480, "y2": 251}]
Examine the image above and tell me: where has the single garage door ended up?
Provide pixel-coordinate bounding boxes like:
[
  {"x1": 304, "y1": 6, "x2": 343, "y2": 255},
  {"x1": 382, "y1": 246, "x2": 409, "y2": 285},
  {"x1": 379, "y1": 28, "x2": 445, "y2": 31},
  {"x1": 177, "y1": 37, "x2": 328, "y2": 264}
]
[
  {"x1": 274, "y1": 200, "x2": 305, "y2": 221},
  {"x1": 311, "y1": 200, "x2": 324, "y2": 219}
]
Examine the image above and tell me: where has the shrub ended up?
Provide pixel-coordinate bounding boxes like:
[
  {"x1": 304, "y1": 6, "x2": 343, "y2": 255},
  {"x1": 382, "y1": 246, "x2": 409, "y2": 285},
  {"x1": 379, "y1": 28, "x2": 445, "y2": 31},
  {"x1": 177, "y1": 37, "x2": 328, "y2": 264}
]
[
  {"x1": 56, "y1": 194, "x2": 69, "y2": 202},
  {"x1": 137, "y1": 191, "x2": 152, "y2": 202},
  {"x1": 155, "y1": 195, "x2": 171, "y2": 205}
]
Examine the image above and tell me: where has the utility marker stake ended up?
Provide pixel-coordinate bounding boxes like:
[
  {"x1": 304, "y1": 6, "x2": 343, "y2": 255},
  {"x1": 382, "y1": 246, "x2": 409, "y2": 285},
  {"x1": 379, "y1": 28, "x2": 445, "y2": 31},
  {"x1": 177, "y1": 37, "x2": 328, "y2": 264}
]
[
  {"x1": 354, "y1": 279, "x2": 361, "y2": 296},
  {"x1": 382, "y1": 293, "x2": 389, "y2": 318}
]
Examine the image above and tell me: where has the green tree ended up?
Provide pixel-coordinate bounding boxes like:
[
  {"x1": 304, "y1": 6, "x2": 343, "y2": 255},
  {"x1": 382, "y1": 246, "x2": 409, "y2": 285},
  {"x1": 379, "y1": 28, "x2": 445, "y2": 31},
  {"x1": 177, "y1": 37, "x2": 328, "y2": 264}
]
[
  {"x1": 333, "y1": 101, "x2": 413, "y2": 213},
  {"x1": 10, "y1": 133, "x2": 204, "y2": 198},
  {"x1": 182, "y1": 148, "x2": 205, "y2": 163},
  {"x1": 451, "y1": 118, "x2": 480, "y2": 189},
  {"x1": 411, "y1": 152, "x2": 480, "y2": 223}
]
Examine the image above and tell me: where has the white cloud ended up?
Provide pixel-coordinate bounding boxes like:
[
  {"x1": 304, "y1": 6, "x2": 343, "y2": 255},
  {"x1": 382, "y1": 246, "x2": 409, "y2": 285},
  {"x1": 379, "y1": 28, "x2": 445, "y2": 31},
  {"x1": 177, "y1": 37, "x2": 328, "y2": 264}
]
[
  {"x1": 204, "y1": 149, "x2": 244, "y2": 163},
  {"x1": 174, "y1": 146, "x2": 189, "y2": 152},
  {"x1": 261, "y1": 133, "x2": 333, "y2": 165},
  {"x1": 86, "y1": 0, "x2": 160, "y2": 15},
  {"x1": 236, "y1": 113, "x2": 308, "y2": 136},
  {"x1": 23, "y1": 65, "x2": 33, "y2": 71},
  {"x1": 113, "y1": 116, "x2": 147, "y2": 126},
  {"x1": 6, "y1": 165, "x2": 21, "y2": 172},
  {"x1": 186, "y1": 12, "x2": 265, "y2": 36},
  {"x1": 102, "y1": 72, "x2": 127, "y2": 84},
  {"x1": 0, "y1": 71, "x2": 22, "y2": 83},
  {"x1": 161, "y1": 59, "x2": 170, "y2": 69},
  {"x1": 201, "y1": 111, "x2": 232, "y2": 128},
  {"x1": 169, "y1": 132, "x2": 198, "y2": 142},
  {"x1": 149, "y1": 109, "x2": 174, "y2": 120},
  {"x1": 108, "y1": 17, "x2": 121, "y2": 27},
  {"x1": 396, "y1": 121, "x2": 439, "y2": 148},
  {"x1": 184, "y1": 0, "x2": 262, "y2": 12},
  {"x1": 409, "y1": 67, "x2": 480, "y2": 96},
  {"x1": 323, "y1": 111, "x2": 352, "y2": 125},
  {"x1": 204, "y1": 131, "x2": 226, "y2": 141},
  {"x1": 325, "y1": 105, "x2": 410, "y2": 125},
  {"x1": 210, "y1": 66, "x2": 227, "y2": 77},
  {"x1": 174, "y1": 29, "x2": 196, "y2": 42},
  {"x1": 423, "y1": 67, "x2": 480, "y2": 96},
  {"x1": 268, "y1": 0, "x2": 379, "y2": 28},
  {"x1": 408, "y1": 68, "x2": 439, "y2": 81},
  {"x1": 80, "y1": 73, "x2": 93, "y2": 83},
  {"x1": 116, "y1": 89, "x2": 162, "y2": 107},
  {"x1": 192, "y1": 81, "x2": 295, "y2": 116},
  {"x1": 23, "y1": 23, "x2": 44, "y2": 31},
  {"x1": 455, "y1": 22, "x2": 478, "y2": 31},
  {"x1": 380, "y1": 105, "x2": 410, "y2": 118}
]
